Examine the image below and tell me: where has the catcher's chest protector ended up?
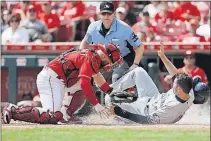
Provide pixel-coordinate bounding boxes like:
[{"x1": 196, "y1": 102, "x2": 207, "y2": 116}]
[{"x1": 61, "y1": 49, "x2": 101, "y2": 87}]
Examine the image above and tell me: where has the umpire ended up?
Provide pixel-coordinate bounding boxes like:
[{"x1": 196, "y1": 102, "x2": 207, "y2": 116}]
[{"x1": 80, "y1": 1, "x2": 144, "y2": 82}]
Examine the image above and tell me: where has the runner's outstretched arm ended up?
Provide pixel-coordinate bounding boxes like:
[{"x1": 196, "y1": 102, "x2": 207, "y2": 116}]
[{"x1": 158, "y1": 41, "x2": 178, "y2": 77}]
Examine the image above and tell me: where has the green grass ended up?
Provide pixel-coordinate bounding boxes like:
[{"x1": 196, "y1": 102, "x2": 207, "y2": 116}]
[{"x1": 2, "y1": 128, "x2": 210, "y2": 141}]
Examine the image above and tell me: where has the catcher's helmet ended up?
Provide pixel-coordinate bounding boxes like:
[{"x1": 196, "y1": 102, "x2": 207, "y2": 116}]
[
  {"x1": 98, "y1": 43, "x2": 122, "y2": 63},
  {"x1": 97, "y1": 43, "x2": 123, "y2": 72}
]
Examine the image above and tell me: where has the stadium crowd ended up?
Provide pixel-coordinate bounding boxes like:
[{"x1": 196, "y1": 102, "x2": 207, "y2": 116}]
[{"x1": 1, "y1": 1, "x2": 210, "y2": 44}]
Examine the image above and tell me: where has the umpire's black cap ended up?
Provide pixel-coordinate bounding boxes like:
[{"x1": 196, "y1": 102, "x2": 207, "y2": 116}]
[{"x1": 100, "y1": 1, "x2": 115, "y2": 13}]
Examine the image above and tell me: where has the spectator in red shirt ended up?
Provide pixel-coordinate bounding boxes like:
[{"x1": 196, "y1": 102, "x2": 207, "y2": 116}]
[
  {"x1": 132, "y1": 12, "x2": 157, "y2": 42},
  {"x1": 58, "y1": 1, "x2": 85, "y2": 20},
  {"x1": 40, "y1": 2, "x2": 60, "y2": 41},
  {"x1": 177, "y1": 19, "x2": 206, "y2": 43},
  {"x1": 58, "y1": 1, "x2": 86, "y2": 41},
  {"x1": 173, "y1": 2, "x2": 201, "y2": 22},
  {"x1": 12, "y1": 1, "x2": 31, "y2": 20},
  {"x1": 179, "y1": 50, "x2": 208, "y2": 83},
  {"x1": 13, "y1": 1, "x2": 43, "y2": 20},
  {"x1": 165, "y1": 50, "x2": 208, "y2": 86},
  {"x1": 154, "y1": 2, "x2": 174, "y2": 23}
]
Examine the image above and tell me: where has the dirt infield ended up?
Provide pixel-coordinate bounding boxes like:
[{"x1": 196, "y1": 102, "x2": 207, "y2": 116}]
[
  {"x1": 2, "y1": 115, "x2": 210, "y2": 131},
  {"x1": 2, "y1": 123, "x2": 210, "y2": 131},
  {"x1": 2, "y1": 101, "x2": 210, "y2": 131}
]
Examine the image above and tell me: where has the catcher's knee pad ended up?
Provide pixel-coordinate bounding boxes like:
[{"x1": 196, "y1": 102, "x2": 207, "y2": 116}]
[{"x1": 12, "y1": 106, "x2": 63, "y2": 124}]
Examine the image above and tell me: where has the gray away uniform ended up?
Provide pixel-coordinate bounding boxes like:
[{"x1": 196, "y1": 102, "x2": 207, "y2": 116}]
[{"x1": 107, "y1": 67, "x2": 194, "y2": 124}]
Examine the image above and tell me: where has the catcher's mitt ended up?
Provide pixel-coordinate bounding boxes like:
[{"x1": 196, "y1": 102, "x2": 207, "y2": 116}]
[{"x1": 110, "y1": 91, "x2": 138, "y2": 104}]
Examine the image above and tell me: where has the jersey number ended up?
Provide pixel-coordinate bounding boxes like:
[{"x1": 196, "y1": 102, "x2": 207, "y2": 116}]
[{"x1": 131, "y1": 32, "x2": 139, "y2": 42}]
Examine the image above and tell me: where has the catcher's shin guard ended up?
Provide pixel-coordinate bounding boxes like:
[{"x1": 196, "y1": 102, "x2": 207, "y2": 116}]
[
  {"x1": 62, "y1": 90, "x2": 86, "y2": 116},
  {"x1": 11, "y1": 106, "x2": 63, "y2": 124}
]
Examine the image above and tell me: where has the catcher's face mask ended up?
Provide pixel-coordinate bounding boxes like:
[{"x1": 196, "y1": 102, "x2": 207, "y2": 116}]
[
  {"x1": 100, "y1": 57, "x2": 123, "y2": 73},
  {"x1": 97, "y1": 43, "x2": 122, "y2": 73}
]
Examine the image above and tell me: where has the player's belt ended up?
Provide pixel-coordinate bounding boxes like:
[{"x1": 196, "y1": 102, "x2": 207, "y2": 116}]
[{"x1": 44, "y1": 66, "x2": 62, "y2": 80}]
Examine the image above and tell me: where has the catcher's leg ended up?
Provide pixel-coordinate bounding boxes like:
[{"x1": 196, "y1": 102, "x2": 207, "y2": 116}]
[
  {"x1": 37, "y1": 67, "x2": 68, "y2": 122},
  {"x1": 2, "y1": 67, "x2": 66, "y2": 124},
  {"x1": 37, "y1": 68, "x2": 65, "y2": 111},
  {"x1": 111, "y1": 67, "x2": 159, "y2": 98},
  {"x1": 60, "y1": 81, "x2": 84, "y2": 123},
  {"x1": 64, "y1": 91, "x2": 86, "y2": 116},
  {"x1": 2, "y1": 103, "x2": 63, "y2": 124}
]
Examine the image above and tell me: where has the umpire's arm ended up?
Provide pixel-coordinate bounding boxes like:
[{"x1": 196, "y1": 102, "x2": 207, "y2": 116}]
[
  {"x1": 80, "y1": 36, "x2": 91, "y2": 49},
  {"x1": 133, "y1": 44, "x2": 144, "y2": 65},
  {"x1": 80, "y1": 21, "x2": 94, "y2": 49},
  {"x1": 127, "y1": 29, "x2": 144, "y2": 65},
  {"x1": 80, "y1": 33, "x2": 100, "y2": 50}
]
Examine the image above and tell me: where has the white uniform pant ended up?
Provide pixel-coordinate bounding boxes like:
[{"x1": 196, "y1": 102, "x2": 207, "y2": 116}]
[
  {"x1": 36, "y1": 67, "x2": 81, "y2": 112},
  {"x1": 110, "y1": 67, "x2": 160, "y2": 116}
]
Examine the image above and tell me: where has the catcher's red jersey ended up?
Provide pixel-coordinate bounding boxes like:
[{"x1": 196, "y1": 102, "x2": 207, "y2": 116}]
[
  {"x1": 178, "y1": 67, "x2": 207, "y2": 83},
  {"x1": 46, "y1": 50, "x2": 101, "y2": 106},
  {"x1": 47, "y1": 50, "x2": 101, "y2": 87}
]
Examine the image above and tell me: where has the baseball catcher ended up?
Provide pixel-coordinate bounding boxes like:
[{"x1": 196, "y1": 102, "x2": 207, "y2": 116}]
[
  {"x1": 2, "y1": 43, "x2": 123, "y2": 124},
  {"x1": 105, "y1": 42, "x2": 210, "y2": 124}
]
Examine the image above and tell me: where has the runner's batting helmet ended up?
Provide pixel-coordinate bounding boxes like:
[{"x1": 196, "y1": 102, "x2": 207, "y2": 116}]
[{"x1": 193, "y1": 77, "x2": 210, "y2": 104}]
